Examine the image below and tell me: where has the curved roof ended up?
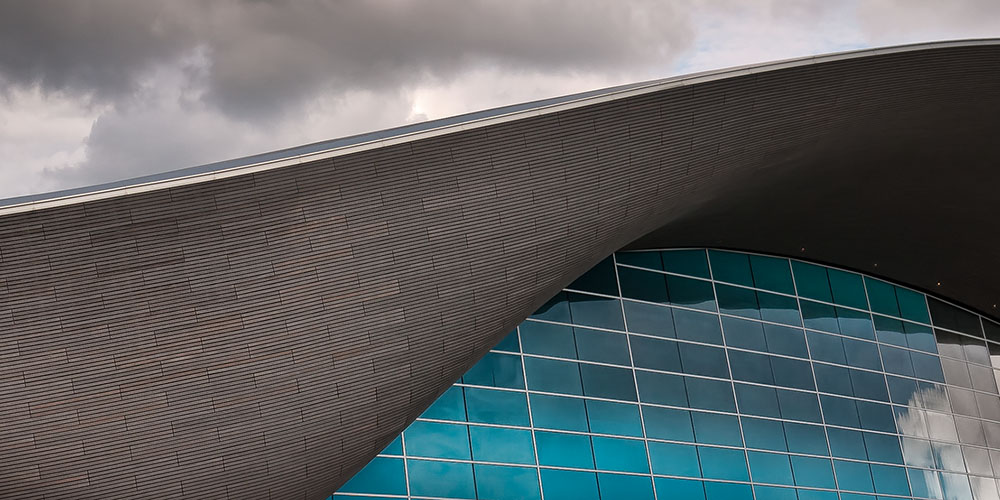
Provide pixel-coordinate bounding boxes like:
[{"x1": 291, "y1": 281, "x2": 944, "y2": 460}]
[{"x1": 1, "y1": 40, "x2": 999, "y2": 498}]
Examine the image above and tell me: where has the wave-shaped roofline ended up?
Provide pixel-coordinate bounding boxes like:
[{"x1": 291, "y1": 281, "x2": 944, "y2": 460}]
[{"x1": 3, "y1": 38, "x2": 997, "y2": 216}]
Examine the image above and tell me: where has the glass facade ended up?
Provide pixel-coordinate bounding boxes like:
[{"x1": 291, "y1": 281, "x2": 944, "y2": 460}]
[{"x1": 333, "y1": 249, "x2": 1000, "y2": 500}]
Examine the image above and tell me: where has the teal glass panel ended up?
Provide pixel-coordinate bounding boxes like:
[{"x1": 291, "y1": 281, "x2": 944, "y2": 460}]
[
  {"x1": 495, "y1": 329, "x2": 520, "y2": 352},
  {"x1": 716, "y1": 283, "x2": 760, "y2": 319},
  {"x1": 407, "y1": 459, "x2": 475, "y2": 498},
  {"x1": 574, "y1": 327, "x2": 630, "y2": 365},
  {"x1": 758, "y1": 291, "x2": 802, "y2": 326},
  {"x1": 475, "y1": 464, "x2": 540, "y2": 500},
  {"x1": 815, "y1": 363, "x2": 853, "y2": 396},
  {"x1": 837, "y1": 307, "x2": 875, "y2": 340},
  {"x1": 776, "y1": 389, "x2": 822, "y2": 422},
  {"x1": 519, "y1": 320, "x2": 577, "y2": 358},
  {"x1": 698, "y1": 446, "x2": 749, "y2": 481},
  {"x1": 529, "y1": 393, "x2": 588, "y2": 431},
  {"x1": 896, "y1": 286, "x2": 930, "y2": 324},
  {"x1": 685, "y1": 376, "x2": 736, "y2": 412},
  {"x1": 531, "y1": 291, "x2": 571, "y2": 323},
  {"x1": 770, "y1": 356, "x2": 815, "y2": 390},
  {"x1": 465, "y1": 387, "x2": 528, "y2": 426},
  {"x1": 580, "y1": 363, "x2": 636, "y2": 401},
  {"x1": 834, "y1": 460, "x2": 875, "y2": 493},
  {"x1": 735, "y1": 383, "x2": 781, "y2": 418},
  {"x1": 643, "y1": 405, "x2": 694, "y2": 441},
  {"x1": 618, "y1": 265, "x2": 668, "y2": 303},
  {"x1": 748, "y1": 451, "x2": 794, "y2": 485},
  {"x1": 821, "y1": 395, "x2": 860, "y2": 428},
  {"x1": 673, "y1": 308, "x2": 723, "y2": 344},
  {"x1": 678, "y1": 342, "x2": 729, "y2": 378},
  {"x1": 635, "y1": 370, "x2": 688, "y2": 406},
  {"x1": 709, "y1": 249, "x2": 754, "y2": 286},
  {"x1": 754, "y1": 485, "x2": 797, "y2": 500},
  {"x1": 763, "y1": 323, "x2": 808, "y2": 357},
  {"x1": 462, "y1": 352, "x2": 524, "y2": 389},
  {"x1": 886, "y1": 375, "x2": 919, "y2": 405},
  {"x1": 655, "y1": 477, "x2": 706, "y2": 500},
  {"x1": 405, "y1": 421, "x2": 470, "y2": 460},
  {"x1": 742, "y1": 416, "x2": 787, "y2": 451},
  {"x1": 857, "y1": 400, "x2": 896, "y2": 432},
  {"x1": 569, "y1": 256, "x2": 618, "y2": 295},
  {"x1": 469, "y1": 426, "x2": 534, "y2": 464},
  {"x1": 910, "y1": 351, "x2": 945, "y2": 382},
  {"x1": 662, "y1": 249, "x2": 710, "y2": 279},
  {"x1": 850, "y1": 369, "x2": 889, "y2": 402},
  {"x1": 843, "y1": 337, "x2": 882, "y2": 370},
  {"x1": 790, "y1": 455, "x2": 836, "y2": 488},
  {"x1": 939, "y1": 471, "x2": 973, "y2": 500},
  {"x1": 870, "y1": 464, "x2": 910, "y2": 496},
  {"x1": 623, "y1": 300, "x2": 675, "y2": 337},
  {"x1": 691, "y1": 411, "x2": 743, "y2": 446},
  {"x1": 629, "y1": 335, "x2": 682, "y2": 372},
  {"x1": 420, "y1": 386, "x2": 467, "y2": 421},
  {"x1": 865, "y1": 277, "x2": 899, "y2": 317},
  {"x1": 797, "y1": 490, "x2": 839, "y2": 500},
  {"x1": 597, "y1": 473, "x2": 655, "y2": 500},
  {"x1": 828, "y1": 427, "x2": 868, "y2": 460},
  {"x1": 540, "y1": 469, "x2": 600, "y2": 500},
  {"x1": 524, "y1": 357, "x2": 581, "y2": 395},
  {"x1": 906, "y1": 468, "x2": 943, "y2": 499},
  {"x1": 749, "y1": 254, "x2": 795, "y2": 294},
  {"x1": 862, "y1": 432, "x2": 903, "y2": 464},
  {"x1": 801, "y1": 300, "x2": 839, "y2": 333},
  {"x1": 880, "y1": 345, "x2": 914, "y2": 378},
  {"x1": 616, "y1": 251, "x2": 662, "y2": 270},
  {"x1": 585, "y1": 399, "x2": 642, "y2": 437},
  {"x1": 648, "y1": 441, "x2": 701, "y2": 477},
  {"x1": 783, "y1": 421, "x2": 828, "y2": 455},
  {"x1": 704, "y1": 481, "x2": 753, "y2": 500},
  {"x1": 874, "y1": 315, "x2": 906, "y2": 347},
  {"x1": 338, "y1": 457, "x2": 407, "y2": 495},
  {"x1": 568, "y1": 292, "x2": 624, "y2": 330},
  {"x1": 535, "y1": 430, "x2": 593, "y2": 468},
  {"x1": 808, "y1": 330, "x2": 847, "y2": 364},
  {"x1": 591, "y1": 436, "x2": 649, "y2": 473},
  {"x1": 723, "y1": 316, "x2": 767, "y2": 351},
  {"x1": 667, "y1": 275, "x2": 716, "y2": 311},
  {"x1": 381, "y1": 435, "x2": 402, "y2": 455},
  {"x1": 828, "y1": 268, "x2": 868, "y2": 310},
  {"x1": 904, "y1": 320, "x2": 937, "y2": 352},
  {"x1": 792, "y1": 261, "x2": 833, "y2": 302}
]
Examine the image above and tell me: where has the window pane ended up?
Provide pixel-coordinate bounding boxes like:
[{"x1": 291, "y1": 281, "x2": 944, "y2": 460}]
[
  {"x1": 667, "y1": 275, "x2": 716, "y2": 312},
  {"x1": 623, "y1": 300, "x2": 675, "y2": 338},
  {"x1": 692, "y1": 411, "x2": 743, "y2": 446},
  {"x1": 748, "y1": 451, "x2": 794, "y2": 485},
  {"x1": 801, "y1": 300, "x2": 839, "y2": 333},
  {"x1": 758, "y1": 292, "x2": 802, "y2": 326},
  {"x1": 535, "y1": 431, "x2": 593, "y2": 468},
  {"x1": 723, "y1": 316, "x2": 767, "y2": 351},
  {"x1": 729, "y1": 349, "x2": 773, "y2": 385},
  {"x1": 541, "y1": 469, "x2": 600, "y2": 500},
  {"x1": 420, "y1": 386, "x2": 467, "y2": 421},
  {"x1": 586, "y1": 399, "x2": 642, "y2": 437},
  {"x1": 821, "y1": 395, "x2": 860, "y2": 428},
  {"x1": 662, "y1": 249, "x2": 711, "y2": 279},
  {"x1": 710, "y1": 249, "x2": 754, "y2": 286},
  {"x1": 763, "y1": 323, "x2": 807, "y2": 357},
  {"x1": 520, "y1": 320, "x2": 577, "y2": 358},
  {"x1": 575, "y1": 327, "x2": 630, "y2": 365},
  {"x1": 874, "y1": 315, "x2": 907, "y2": 347},
  {"x1": 531, "y1": 292, "x2": 572, "y2": 323},
  {"x1": 673, "y1": 308, "x2": 723, "y2": 344},
  {"x1": 569, "y1": 256, "x2": 618, "y2": 295},
  {"x1": 698, "y1": 446, "x2": 749, "y2": 481},
  {"x1": 655, "y1": 477, "x2": 706, "y2": 500},
  {"x1": 777, "y1": 389, "x2": 822, "y2": 422},
  {"x1": 857, "y1": 400, "x2": 896, "y2": 432},
  {"x1": 469, "y1": 426, "x2": 534, "y2": 464},
  {"x1": 685, "y1": 376, "x2": 736, "y2": 412},
  {"x1": 754, "y1": 485, "x2": 797, "y2": 500},
  {"x1": 828, "y1": 427, "x2": 868, "y2": 460},
  {"x1": 742, "y1": 416, "x2": 787, "y2": 451},
  {"x1": 770, "y1": 356, "x2": 815, "y2": 390},
  {"x1": 630, "y1": 335, "x2": 682, "y2": 372},
  {"x1": 339, "y1": 457, "x2": 407, "y2": 495},
  {"x1": 635, "y1": 370, "x2": 688, "y2": 406},
  {"x1": 837, "y1": 307, "x2": 875, "y2": 340},
  {"x1": 863, "y1": 432, "x2": 903, "y2": 464},
  {"x1": 850, "y1": 369, "x2": 889, "y2": 402},
  {"x1": 648, "y1": 441, "x2": 700, "y2": 477},
  {"x1": 828, "y1": 268, "x2": 868, "y2": 310},
  {"x1": 524, "y1": 357, "x2": 581, "y2": 395},
  {"x1": 735, "y1": 383, "x2": 780, "y2": 418},
  {"x1": 790, "y1": 455, "x2": 836, "y2": 489},
  {"x1": 465, "y1": 387, "x2": 528, "y2": 426},
  {"x1": 568, "y1": 292, "x2": 624, "y2": 330},
  {"x1": 643, "y1": 405, "x2": 694, "y2": 442},
  {"x1": 463, "y1": 352, "x2": 524, "y2": 389},
  {"x1": 792, "y1": 261, "x2": 833, "y2": 302},
  {"x1": 591, "y1": 436, "x2": 649, "y2": 473},
  {"x1": 870, "y1": 464, "x2": 910, "y2": 496},
  {"x1": 405, "y1": 421, "x2": 470, "y2": 460},
  {"x1": 750, "y1": 254, "x2": 795, "y2": 294},
  {"x1": 678, "y1": 342, "x2": 730, "y2": 378},
  {"x1": 705, "y1": 481, "x2": 753, "y2": 500},
  {"x1": 834, "y1": 460, "x2": 874, "y2": 493},
  {"x1": 717, "y1": 283, "x2": 759, "y2": 319},
  {"x1": 598, "y1": 473, "x2": 655, "y2": 500},
  {"x1": 496, "y1": 329, "x2": 520, "y2": 352},
  {"x1": 784, "y1": 421, "x2": 829, "y2": 455},
  {"x1": 843, "y1": 337, "x2": 882, "y2": 370},
  {"x1": 529, "y1": 393, "x2": 588, "y2": 431},
  {"x1": 808, "y1": 331, "x2": 847, "y2": 365},
  {"x1": 879, "y1": 344, "x2": 914, "y2": 377},
  {"x1": 896, "y1": 286, "x2": 930, "y2": 324},
  {"x1": 580, "y1": 363, "x2": 636, "y2": 401},
  {"x1": 618, "y1": 266, "x2": 668, "y2": 303},
  {"x1": 865, "y1": 277, "x2": 899, "y2": 317},
  {"x1": 616, "y1": 251, "x2": 662, "y2": 270},
  {"x1": 815, "y1": 363, "x2": 854, "y2": 396},
  {"x1": 407, "y1": 459, "x2": 476, "y2": 498},
  {"x1": 474, "y1": 464, "x2": 540, "y2": 500}
]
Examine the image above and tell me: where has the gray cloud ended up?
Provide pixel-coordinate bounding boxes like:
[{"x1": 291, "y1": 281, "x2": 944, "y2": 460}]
[{"x1": 0, "y1": 0, "x2": 695, "y2": 120}]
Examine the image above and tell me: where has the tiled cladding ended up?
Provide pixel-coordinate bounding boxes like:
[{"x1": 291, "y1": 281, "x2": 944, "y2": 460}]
[{"x1": 334, "y1": 249, "x2": 1000, "y2": 500}]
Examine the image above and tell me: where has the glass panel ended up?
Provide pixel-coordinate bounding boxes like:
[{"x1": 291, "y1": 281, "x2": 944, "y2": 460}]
[
  {"x1": 520, "y1": 320, "x2": 577, "y2": 358},
  {"x1": 667, "y1": 275, "x2": 716, "y2": 311},
  {"x1": 569, "y1": 257, "x2": 619, "y2": 295},
  {"x1": 698, "y1": 446, "x2": 749, "y2": 481},
  {"x1": 742, "y1": 416, "x2": 787, "y2": 451},
  {"x1": 834, "y1": 460, "x2": 875, "y2": 493},
  {"x1": 709, "y1": 249, "x2": 754, "y2": 287},
  {"x1": 673, "y1": 308, "x2": 723, "y2": 344},
  {"x1": 630, "y1": 335, "x2": 682, "y2": 372},
  {"x1": 469, "y1": 426, "x2": 534, "y2": 464},
  {"x1": 586, "y1": 399, "x2": 643, "y2": 437},
  {"x1": 580, "y1": 363, "x2": 636, "y2": 401},
  {"x1": 678, "y1": 342, "x2": 730, "y2": 378},
  {"x1": 535, "y1": 430, "x2": 594, "y2": 468},
  {"x1": 691, "y1": 411, "x2": 743, "y2": 446},
  {"x1": 866, "y1": 277, "x2": 900, "y2": 317},
  {"x1": 828, "y1": 427, "x2": 868, "y2": 460},
  {"x1": 591, "y1": 436, "x2": 649, "y2": 473},
  {"x1": 763, "y1": 323, "x2": 808, "y2": 357},
  {"x1": 405, "y1": 421, "x2": 470, "y2": 460},
  {"x1": 648, "y1": 441, "x2": 701, "y2": 477},
  {"x1": 496, "y1": 329, "x2": 520, "y2": 352},
  {"x1": 896, "y1": 286, "x2": 930, "y2": 324},
  {"x1": 615, "y1": 251, "x2": 662, "y2": 270},
  {"x1": 421, "y1": 386, "x2": 467, "y2": 421},
  {"x1": 792, "y1": 261, "x2": 833, "y2": 302},
  {"x1": 784, "y1": 421, "x2": 829, "y2": 455},
  {"x1": 635, "y1": 370, "x2": 688, "y2": 406},
  {"x1": 662, "y1": 249, "x2": 710, "y2": 279},
  {"x1": 929, "y1": 297, "x2": 983, "y2": 337},
  {"x1": 735, "y1": 383, "x2": 781, "y2": 417},
  {"x1": 750, "y1": 254, "x2": 795, "y2": 294},
  {"x1": 407, "y1": 459, "x2": 476, "y2": 498},
  {"x1": 716, "y1": 283, "x2": 759, "y2": 319},
  {"x1": 623, "y1": 300, "x2": 675, "y2": 338},
  {"x1": 568, "y1": 292, "x2": 625, "y2": 330},
  {"x1": 465, "y1": 387, "x2": 528, "y2": 426},
  {"x1": 777, "y1": 389, "x2": 823, "y2": 422},
  {"x1": 531, "y1": 291, "x2": 571, "y2": 323},
  {"x1": 685, "y1": 376, "x2": 736, "y2": 412},
  {"x1": 618, "y1": 265, "x2": 668, "y2": 303},
  {"x1": 524, "y1": 357, "x2": 581, "y2": 395},
  {"x1": 723, "y1": 316, "x2": 767, "y2": 351},
  {"x1": 748, "y1": 451, "x2": 794, "y2": 485},
  {"x1": 704, "y1": 481, "x2": 753, "y2": 500},
  {"x1": 540, "y1": 469, "x2": 600, "y2": 500},
  {"x1": 338, "y1": 457, "x2": 407, "y2": 495},
  {"x1": 597, "y1": 473, "x2": 655, "y2": 500},
  {"x1": 829, "y1": 268, "x2": 869, "y2": 310},
  {"x1": 790, "y1": 455, "x2": 836, "y2": 488},
  {"x1": 462, "y1": 352, "x2": 524, "y2": 388},
  {"x1": 870, "y1": 464, "x2": 910, "y2": 496},
  {"x1": 643, "y1": 405, "x2": 695, "y2": 441},
  {"x1": 655, "y1": 477, "x2": 706, "y2": 500},
  {"x1": 575, "y1": 326, "x2": 630, "y2": 365},
  {"x1": 474, "y1": 464, "x2": 540, "y2": 500},
  {"x1": 529, "y1": 393, "x2": 588, "y2": 431},
  {"x1": 843, "y1": 337, "x2": 883, "y2": 371},
  {"x1": 759, "y1": 292, "x2": 803, "y2": 326}
]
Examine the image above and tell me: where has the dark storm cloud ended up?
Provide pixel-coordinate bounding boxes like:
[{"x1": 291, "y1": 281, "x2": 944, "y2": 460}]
[{"x1": 0, "y1": 0, "x2": 695, "y2": 119}]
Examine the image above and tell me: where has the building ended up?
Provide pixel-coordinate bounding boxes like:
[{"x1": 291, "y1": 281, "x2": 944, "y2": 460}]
[{"x1": 0, "y1": 40, "x2": 999, "y2": 499}]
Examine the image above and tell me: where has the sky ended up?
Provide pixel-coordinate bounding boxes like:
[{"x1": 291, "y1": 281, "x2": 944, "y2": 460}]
[{"x1": 0, "y1": 0, "x2": 997, "y2": 200}]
